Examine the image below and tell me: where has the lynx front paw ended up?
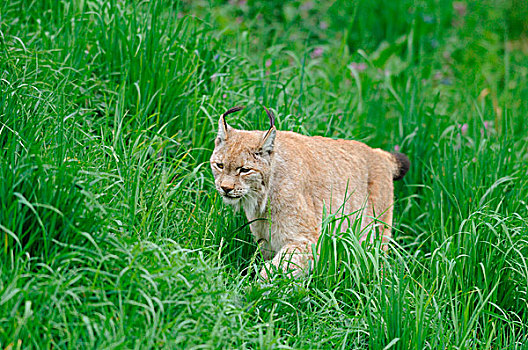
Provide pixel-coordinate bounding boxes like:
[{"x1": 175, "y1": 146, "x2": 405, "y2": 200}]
[
  {"x1": 259, "y1": 262, "x2": 274, "y2": 281},
  {"x1": 259, "y1": 260, "x2": 307, "y2": 280}
]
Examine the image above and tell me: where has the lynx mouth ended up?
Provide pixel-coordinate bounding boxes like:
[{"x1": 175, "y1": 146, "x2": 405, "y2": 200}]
[
  {"x1": 222, "y1": 194, "x2": 243, "y2": 206},
  {"x1": 224, "y1": 194, "x2": 242, "y2": 199}
]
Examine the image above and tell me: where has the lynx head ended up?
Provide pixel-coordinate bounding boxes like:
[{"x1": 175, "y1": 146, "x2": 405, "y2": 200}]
[{"x1": 210, "y1": 106, "x2": 276, "y2": 212}]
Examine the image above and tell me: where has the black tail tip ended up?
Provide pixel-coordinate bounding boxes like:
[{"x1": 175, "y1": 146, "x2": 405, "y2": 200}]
[{"x1": 391, "y1": 152, "x2": 410, "y2": 181}]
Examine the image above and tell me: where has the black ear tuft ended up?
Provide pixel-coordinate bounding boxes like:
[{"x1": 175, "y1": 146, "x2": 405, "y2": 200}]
[
  {"x1": 221, "y1": 106, "x2": 245, "y2": 129},
  {"x1": 263, "y1": 106, "x2": 275, "y2": 128},
  {"x1": 222, "y1": 106, "x2": 245, "y2": 118},
  {"x1": 217, "y1": 106, "x2": 245, "y2": 143}
]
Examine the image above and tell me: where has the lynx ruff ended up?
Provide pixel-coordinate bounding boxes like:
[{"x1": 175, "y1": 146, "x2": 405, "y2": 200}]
[{"x1": 210, "y1": 106, "x2": 410, "y2": 279}]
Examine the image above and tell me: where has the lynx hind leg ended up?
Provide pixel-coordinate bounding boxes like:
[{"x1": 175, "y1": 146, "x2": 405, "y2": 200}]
[
  {"x1": 379, "y1": 207, "x2": 393, "y2": 251},
  {"x1": 364, "y1": 162, "x2": 395, "y2": 251},
  {"x1": 260, "y1": 241, "x2": 313, "y2": 280}
]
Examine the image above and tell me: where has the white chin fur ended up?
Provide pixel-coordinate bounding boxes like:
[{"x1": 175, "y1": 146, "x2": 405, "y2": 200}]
[
  {"x1": 242, "y1": 193, "x2": 259, "y2": 217},
  {"x1": 222, "y1": 192, "x2": 261, "y2": 216},
  {"x1": 222, "y1": 196, "x2": 241, "y2": 205}
]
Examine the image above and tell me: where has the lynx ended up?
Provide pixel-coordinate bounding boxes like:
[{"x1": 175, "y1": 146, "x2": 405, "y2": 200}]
[{"x1": 210, "y1": 106, "x2": 410, "y2": 279}]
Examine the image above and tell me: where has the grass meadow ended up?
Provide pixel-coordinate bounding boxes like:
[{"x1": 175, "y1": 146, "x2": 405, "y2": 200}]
[{"x1": 1, "y1": 0, "x2": 528, "y2": 348}]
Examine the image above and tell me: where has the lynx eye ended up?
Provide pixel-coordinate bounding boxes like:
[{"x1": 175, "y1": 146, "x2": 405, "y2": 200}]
[
  {"x1": 239, "y1": 167, "x2": 251, "y2": 174},
  {"x1": 216, "y1": 163, "x2": 224, "y2": 169}
]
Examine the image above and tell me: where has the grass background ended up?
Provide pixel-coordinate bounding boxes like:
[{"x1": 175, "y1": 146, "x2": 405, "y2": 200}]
[{"x1": 1, "y1": 0, "x2": 528, "y2": 348}]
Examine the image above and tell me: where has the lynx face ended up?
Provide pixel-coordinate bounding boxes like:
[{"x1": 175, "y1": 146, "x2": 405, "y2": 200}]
[
  {"x1": 210, "y1": 108, "x2": 275, "y2": 213},
  {"x1": 210, "y1": 141, "x2": 270, "y2": 208}
]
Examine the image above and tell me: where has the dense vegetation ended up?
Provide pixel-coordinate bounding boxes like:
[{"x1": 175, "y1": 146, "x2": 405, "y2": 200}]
[{"x1": 1, "y1": 0, "x2": 527, "y2": 348}]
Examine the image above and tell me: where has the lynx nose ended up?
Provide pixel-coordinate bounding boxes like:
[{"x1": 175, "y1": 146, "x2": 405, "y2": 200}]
[{"x1": 221, "y1": 185, "x2": 233, "y2": 194}]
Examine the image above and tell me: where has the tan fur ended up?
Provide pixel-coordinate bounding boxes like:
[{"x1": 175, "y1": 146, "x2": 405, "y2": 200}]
[{"x1": 210, "y1": 109, "x2": 407, "y2": 279}]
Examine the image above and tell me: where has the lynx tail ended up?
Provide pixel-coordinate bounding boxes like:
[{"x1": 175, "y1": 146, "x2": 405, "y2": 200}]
[{"x1": 391, "y1": 152, "x2": 410, "y2": 181}]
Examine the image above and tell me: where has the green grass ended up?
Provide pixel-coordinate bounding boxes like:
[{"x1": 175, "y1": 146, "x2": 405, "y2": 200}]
[{"x1": 1, "y1": 0, "x2": 527, "y2": 348}]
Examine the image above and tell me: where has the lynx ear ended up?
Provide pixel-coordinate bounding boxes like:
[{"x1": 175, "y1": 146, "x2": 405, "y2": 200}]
[
  {"x1": 258, "y1": 106, "x2": 276, "y2": 155},
  {"x1": 259, "y1": 126, "x2": 276, "y2": 154},
  {"x1": 216, "y1": 106, "x2": 245, "y2": 144},
  {"x1": 216, "y1": 115, "x2": 230, "y2": 144}
]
